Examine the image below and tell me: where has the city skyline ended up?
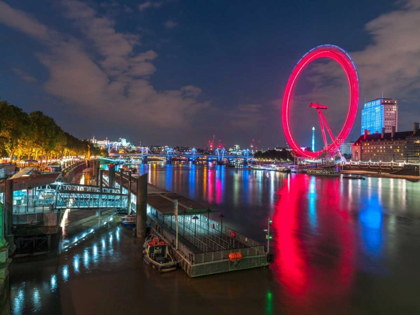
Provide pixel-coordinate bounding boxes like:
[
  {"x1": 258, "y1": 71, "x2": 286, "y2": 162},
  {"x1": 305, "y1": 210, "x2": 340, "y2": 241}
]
[{"x1": 1, "y1": 0, "x2": 420, "y2": 148}]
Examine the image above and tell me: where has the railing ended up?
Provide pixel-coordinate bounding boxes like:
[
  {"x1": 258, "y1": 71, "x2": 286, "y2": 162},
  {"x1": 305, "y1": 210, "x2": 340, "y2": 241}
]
[{"x1": 58, "y1": 160, "x2": 88, "y2": 182}]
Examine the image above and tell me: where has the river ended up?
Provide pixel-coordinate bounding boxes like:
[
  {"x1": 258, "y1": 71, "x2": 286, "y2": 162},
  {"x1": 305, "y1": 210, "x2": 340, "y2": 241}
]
[{"x1": 8, "y1": 162, "x2": 420, "y2": 314}]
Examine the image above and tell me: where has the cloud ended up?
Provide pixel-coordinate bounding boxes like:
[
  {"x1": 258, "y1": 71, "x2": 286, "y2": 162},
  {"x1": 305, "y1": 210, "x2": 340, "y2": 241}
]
[
  {"x1": 165, "y1": 20, "x2": 178, "y2": 28},
  {"x1": 0, "y1": 2, "x2": 50, "y2": 40},
  {"x1": 12, "y1": 68, "x2": 37, "y2": 83},
  {"x1": 229, "y1": 104, "x2": 265, "y2": 129},
  {"x1": 0, "y1": 0, "x2": 208, "y2": 130},
  {"x1": 275, "y1": 0, "x2": 420, "y2": 144},
  {"x1": 352, "y1": 2, "x2": 420, "y2": 103},
  {"x1": 139, "y1": 1, "x2": 163, "y2": 11}
]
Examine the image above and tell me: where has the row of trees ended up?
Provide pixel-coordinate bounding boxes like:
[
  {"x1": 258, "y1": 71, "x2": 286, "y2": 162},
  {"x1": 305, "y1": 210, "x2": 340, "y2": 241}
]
[
  {"x1": 0, "y1": 98, "x2": 106, "y2": 162},
  {"x1": 253, "y1": 149, "x2": 293, "y2": 161}
]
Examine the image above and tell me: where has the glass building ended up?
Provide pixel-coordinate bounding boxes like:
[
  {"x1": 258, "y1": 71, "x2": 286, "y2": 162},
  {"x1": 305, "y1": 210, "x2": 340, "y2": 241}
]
[{"x1": 361, "y1": 98, "x2": 398, "y2": 135}]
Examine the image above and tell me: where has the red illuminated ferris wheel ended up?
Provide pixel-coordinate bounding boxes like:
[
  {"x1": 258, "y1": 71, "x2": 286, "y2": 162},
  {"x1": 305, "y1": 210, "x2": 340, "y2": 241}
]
[{"x1": 281, "y1": 45, "x2": 359, "y2": 159}]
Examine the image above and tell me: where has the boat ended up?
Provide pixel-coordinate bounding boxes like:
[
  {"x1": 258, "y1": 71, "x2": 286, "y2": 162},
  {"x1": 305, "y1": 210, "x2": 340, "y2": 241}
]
[
  {"x1": 121, "y1": 165, "x2": 137, "y2": 173},
  {"x1": 342, "y1": 174, "x2": 366, "y2": 180},
  {"x1": 276, "y1": 166, "x2": 291, "y2": 173},
  {"x1": 249, "y1": 165, "x2": 276, "y2": 171},
  {"x1": 143, "y1": 236, "x2": 177, "y2": 272},
  {"x1": 306, "y1": 169, "x2": 340, "y2": 177},
  {"x1": 121, "y1": 214, "x2": 136, "y2": 227}
]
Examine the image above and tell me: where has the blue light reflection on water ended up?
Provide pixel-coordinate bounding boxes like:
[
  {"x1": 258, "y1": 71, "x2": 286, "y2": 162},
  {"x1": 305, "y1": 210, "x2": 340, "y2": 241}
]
[
  {"x1": 166, "y1": 164, "x2": 173, "y2": 191},
  {"x1": 62, "y1": 266, "x2": 69, "y2": 282},
  {"x1": 73, "y1": 255, "x2": 80, "y2": 274},
  {"x1": 359, "y1": 195, "x2": 383, "y2": 256},
  {"x1": 50, "y1": 275, "x2": 57, "y2": 292},
  {"x1": 189, "y1": 163, "x2": 196, "y2": 199},
  {"x1": 32, "y1": 288, "x2": 41, "y2": 312},
  {"x1": 242, "y1": 170, "x2": 249, "y2": 204},
  {"x1": 308, "y1": 176, "x2": 317, "y2": 230}
]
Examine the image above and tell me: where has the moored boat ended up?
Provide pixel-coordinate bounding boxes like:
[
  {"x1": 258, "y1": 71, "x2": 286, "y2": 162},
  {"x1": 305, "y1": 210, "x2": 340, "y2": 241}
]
[
  {"x1": 342, "y1": 174, "x2": 366, "y2": 180},
  {"x1": 143, "y1": 237, "x2": 177, "y2": 272},
  {"x1": 306, "y1": 169, "x2": 340, "y2": 177},
  {"x1": 121, "y1": 214, "x2": 136, "y2": 227}
]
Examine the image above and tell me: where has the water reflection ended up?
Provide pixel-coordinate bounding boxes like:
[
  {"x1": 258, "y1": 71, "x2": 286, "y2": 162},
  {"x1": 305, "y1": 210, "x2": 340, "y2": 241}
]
[
  {"x1": 359, "y1": 196, "x2": 383, "y2": 256},
  {"x1": 10, "y1": 164, "x2": 420, "y2": 314},
  {"x1": 62, "y1": 266, "x2": 69, "y2": 282},
  {"x1": 50, "y1": 275, "x2": 57, "y2": 292},
  {"x1": 272, "y1": 174, "x2": 356, "y2": 312}
]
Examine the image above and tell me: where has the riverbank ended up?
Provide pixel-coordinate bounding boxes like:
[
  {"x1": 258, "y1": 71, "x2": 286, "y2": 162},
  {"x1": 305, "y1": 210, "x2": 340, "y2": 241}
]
[{"x1": 340, "y1": 169, "x2": 420, "y2": 181}]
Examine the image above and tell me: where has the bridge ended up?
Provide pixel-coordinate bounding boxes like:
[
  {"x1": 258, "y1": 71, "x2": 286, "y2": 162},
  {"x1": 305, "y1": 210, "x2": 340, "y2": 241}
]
[{"x1": 107, "y1": 148, "x2": 253, "y2": 165}]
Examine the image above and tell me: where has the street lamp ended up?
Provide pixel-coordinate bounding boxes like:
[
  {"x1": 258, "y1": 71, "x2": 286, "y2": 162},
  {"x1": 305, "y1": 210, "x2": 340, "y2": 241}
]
[
  {"x1": 219, "y1": 213, "x2": 224, "y2": 237},
  {"x1": 192, "y1": 215, "x2": 199, "y2": 238}
]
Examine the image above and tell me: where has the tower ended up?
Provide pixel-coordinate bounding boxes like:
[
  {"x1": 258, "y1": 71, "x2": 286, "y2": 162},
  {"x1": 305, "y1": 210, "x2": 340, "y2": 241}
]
[{"x1": 311, "y1": 126, "x2": 315, "y2": 152}]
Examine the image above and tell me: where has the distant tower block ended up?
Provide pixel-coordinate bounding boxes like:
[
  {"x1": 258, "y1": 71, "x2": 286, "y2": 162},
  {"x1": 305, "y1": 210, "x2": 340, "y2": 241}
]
[{"x1": 312, "y1": 126, "x2": 315, "y2": 152}]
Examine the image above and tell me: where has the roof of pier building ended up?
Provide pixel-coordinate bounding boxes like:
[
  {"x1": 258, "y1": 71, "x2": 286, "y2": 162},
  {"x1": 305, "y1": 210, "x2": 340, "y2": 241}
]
[
  {"x1": 147, "y1": 192, "x2": 218, "y2": 216},
  {"x1": 0, "y1": 172, "x2": 60, "y2": 193}
]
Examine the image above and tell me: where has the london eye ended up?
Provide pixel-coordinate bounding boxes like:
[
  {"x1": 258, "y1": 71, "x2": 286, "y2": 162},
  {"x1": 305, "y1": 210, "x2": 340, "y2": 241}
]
[{"x1": 281, "y1": 45, "x2": 360, "y2": 159}]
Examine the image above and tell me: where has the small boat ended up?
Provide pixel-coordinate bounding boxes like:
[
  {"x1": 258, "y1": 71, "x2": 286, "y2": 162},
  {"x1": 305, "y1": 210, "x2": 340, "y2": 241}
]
[
  {"x1": 307, "y1": 169, "x2": 340, "y2": 177},
  {"x1": 121, "y1": 165, "x2": 137, "y2": 173},
  {"x1": 121, "y1": 214, "x2": 136, "y2": 227},
  {"x1": 342, "y1": 174, "x2": 366, "y2": 180},
  {"x1": 249, "y1": 165, "x2": 276, "y2": 171},
  {"x1": 143, "y1": 237, "x2": 177, "y2": 272}
]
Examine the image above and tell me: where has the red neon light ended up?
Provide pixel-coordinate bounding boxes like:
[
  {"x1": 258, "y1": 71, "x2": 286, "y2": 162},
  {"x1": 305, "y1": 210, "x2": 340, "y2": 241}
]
[{"x1": 281, "y1": 45, "x2": 359, "y2": 158}]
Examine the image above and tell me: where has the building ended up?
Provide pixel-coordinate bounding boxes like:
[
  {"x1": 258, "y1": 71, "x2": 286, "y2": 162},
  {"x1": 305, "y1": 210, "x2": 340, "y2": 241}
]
[
  {"x1": 339, "y1": 141, "x2": 354, "y2": 156},
  {"x1": 352, "y1": 123, "x2": 420, "y2": 163},
  {"x1": 91, "y1": 136, "x2": 110, "y2": 149},
  {"x1": 361, "y1": 98, "x2": 398, "y2": 135}
]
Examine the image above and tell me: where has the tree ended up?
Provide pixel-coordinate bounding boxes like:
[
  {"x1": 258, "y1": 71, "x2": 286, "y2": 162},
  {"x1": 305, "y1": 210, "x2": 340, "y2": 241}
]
[{"x1": 0, "y1": 100, "x2": 30, "y2": 161}]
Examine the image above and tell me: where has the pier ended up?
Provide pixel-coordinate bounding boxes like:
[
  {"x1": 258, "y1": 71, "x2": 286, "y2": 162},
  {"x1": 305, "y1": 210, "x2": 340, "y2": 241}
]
[{"x1": 104, "y1": 168, "x2": 271, "y2": 277}]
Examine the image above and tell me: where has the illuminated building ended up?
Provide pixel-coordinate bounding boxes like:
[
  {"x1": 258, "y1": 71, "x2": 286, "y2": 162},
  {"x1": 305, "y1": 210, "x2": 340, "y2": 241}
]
[
  {"x1": 352, "y1": 123, "x2": 420, "y2": 162},
  {"x1": 361, "y1": 98, "x2": 398, "y2": 135},
  {"x1": 91, "y1": 136, "x2": 110, "y2": 149},
  {"x1": 339, "y1": 141, "x2": 354, "y2": 156}
]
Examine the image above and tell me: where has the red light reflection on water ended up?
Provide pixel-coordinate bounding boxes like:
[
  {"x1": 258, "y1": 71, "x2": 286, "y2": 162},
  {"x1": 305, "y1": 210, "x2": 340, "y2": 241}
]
[{"x1": 271, "y1": 175, "x2": 356, "y2": 312}]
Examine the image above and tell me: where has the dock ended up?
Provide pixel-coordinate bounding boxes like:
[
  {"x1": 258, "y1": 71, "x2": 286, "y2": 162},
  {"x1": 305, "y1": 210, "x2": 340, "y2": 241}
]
[{"x1": 105, "y1": 168, "x2": 270, "y2": 277}]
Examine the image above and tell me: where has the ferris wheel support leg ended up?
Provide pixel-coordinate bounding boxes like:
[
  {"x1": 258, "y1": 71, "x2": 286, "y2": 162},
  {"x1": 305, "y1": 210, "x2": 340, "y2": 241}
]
[
  {"x1": 320, "y1": 113, "x2": 345, "y2": 162},
  {"x1": 319, "y1": 111, "x2": 336, "y2": 142},
  {"x1": 318, "y1": 109, "x2": 328, "y2": 148}
]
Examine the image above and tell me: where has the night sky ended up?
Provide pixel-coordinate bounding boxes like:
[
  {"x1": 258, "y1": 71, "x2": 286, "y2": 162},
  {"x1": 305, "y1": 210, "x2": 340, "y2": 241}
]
[{"x1": 1, "y1": 0, "x2": 419, "y2": 149}]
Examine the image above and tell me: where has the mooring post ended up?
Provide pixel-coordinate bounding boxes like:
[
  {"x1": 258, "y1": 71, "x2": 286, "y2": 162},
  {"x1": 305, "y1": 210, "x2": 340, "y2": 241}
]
[
  {"x1": 99, "y1": 169, "x2": 103, "y2": 193},
  {"x1": 119, "y1": 168, "x2": 123, "y2": 195},
  {"x1": 128, "y1": 172, "x2": 132, "y2": 214},
  {"x1": 4, "y1": 179, "x2": 13, "y2": 236},
  {"x1": 92, "y1": 160, "x2": 97, "y2": 181},
  {"x1": 174, "y1": 200, "x2": 179, "y2": 250},
  {"x1": 136, "y1": 173, "x2": 148, "y2": 238},
  {"x1": 109, "y1": 164, "x2": 115, "y2": 188},
  {"x1": 96, "y1": 160, "x2": 100, "y2": 186}
]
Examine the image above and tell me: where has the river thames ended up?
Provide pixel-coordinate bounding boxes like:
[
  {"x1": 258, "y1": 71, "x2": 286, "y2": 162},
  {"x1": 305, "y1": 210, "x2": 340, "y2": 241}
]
[{"x1": 9, "y1": 162, "x2": 420, "y2": 314}]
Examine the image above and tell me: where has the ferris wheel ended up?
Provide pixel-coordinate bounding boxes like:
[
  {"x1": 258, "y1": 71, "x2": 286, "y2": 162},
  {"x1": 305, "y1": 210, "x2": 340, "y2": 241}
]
[{"x1": 281, "y1": 45, "x2": 359, "y2": 159}]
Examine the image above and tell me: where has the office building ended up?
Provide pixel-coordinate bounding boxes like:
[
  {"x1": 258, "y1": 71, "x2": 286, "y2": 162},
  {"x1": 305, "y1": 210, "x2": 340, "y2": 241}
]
[{"x1": 361, "y1": 98, "x2": 398, "y2": 135}]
